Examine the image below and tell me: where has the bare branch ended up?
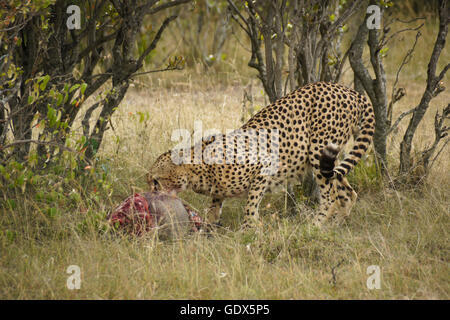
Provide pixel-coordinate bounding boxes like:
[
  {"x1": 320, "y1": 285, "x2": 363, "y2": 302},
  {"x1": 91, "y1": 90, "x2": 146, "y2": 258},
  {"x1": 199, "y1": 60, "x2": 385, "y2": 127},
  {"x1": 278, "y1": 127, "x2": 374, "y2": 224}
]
[
  {"x1": 387, "y1": 107, "x2": 416, "y2": 136},
  {"x1": 0, "y1": 139, "x2": 78, "y2": 154},
  {"x1": 131, "y1": 65, "x2": 183, "y2": 77},
  {"x1": 143, "y1": 0, "x2": 191, "y2": 15},
  {"x1": 380, "y1": 20, "x2": 425, "y2": 48},
  {"x1": 428, "y1": 138, "x2": 449, "y2": 171},
  {"x1": 135, "y1": 15, "x2": 178, "y2": 70},
  {"x1": 77, "y1": 31, "x2": 119, "y2": 64},
  {"x1": 391, "y1": 31, "x2": 421, "y2": 101},
  {"x1": 136, "y1": 0, "x2": 159, "y2": 15},
  {"x1": 387, "y1": 30, "x2": 421, "y2": 125},
  {"x1": 82, "y1": 102, "x2": 101, "y2": 138},
  {"x1": 421, "y1": 104, "x2": 450, "y2": 170},
  {"x1": 328, "y1": 0, "x2": 363, "y2": 38},
  {"x1": 334, "y1": 45, "x2": 351, "y2": 83},
  {"x1": 229, "y1": 15, "x2": 251, "y2": 37},
  {"x1": 437, "y1": 62, "x2": 450, "y2": 83}
]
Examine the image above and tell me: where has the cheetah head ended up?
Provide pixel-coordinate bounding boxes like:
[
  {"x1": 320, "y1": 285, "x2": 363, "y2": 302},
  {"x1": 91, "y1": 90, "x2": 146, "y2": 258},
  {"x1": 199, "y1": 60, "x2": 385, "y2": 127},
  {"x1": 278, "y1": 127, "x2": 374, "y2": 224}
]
[{"x1": 147, "y1": 151, "x2": 190, "y2": 194}]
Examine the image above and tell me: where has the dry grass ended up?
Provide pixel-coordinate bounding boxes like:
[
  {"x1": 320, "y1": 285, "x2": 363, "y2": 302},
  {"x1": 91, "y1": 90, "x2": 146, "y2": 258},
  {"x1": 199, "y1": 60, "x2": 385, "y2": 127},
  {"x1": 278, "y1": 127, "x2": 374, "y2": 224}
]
[{"x1": 0, "y1": 13, "x2": 449, "y2": 300}]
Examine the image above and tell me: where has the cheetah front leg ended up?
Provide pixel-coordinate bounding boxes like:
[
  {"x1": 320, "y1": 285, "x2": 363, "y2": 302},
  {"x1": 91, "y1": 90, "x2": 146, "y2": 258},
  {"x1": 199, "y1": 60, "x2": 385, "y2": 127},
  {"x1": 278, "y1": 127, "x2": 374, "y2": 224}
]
[
  {"x1": 205, "y1": 197, "x2": 224, "y2": 225},
  {"x1": 242, "y1": 176, "x2": 269, "y2": 229}
]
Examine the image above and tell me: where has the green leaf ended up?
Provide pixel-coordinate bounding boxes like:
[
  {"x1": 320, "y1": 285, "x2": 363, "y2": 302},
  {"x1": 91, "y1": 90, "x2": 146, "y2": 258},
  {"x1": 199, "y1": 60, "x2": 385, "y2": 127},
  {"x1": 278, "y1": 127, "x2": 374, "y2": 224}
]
[
  {"x1": 56, "y1": 93, "x2": 63, "y2": 106},
  {"x1": 47, "y1": 105, "x2": 55, "y2": 119},
  {"x1": 80, "y1": 83, "x2": 88, "y2": 95},
  {"x1": 80, "y1": 135, "x2": 87, "y2": 147},
  {"x1": 16, "y1": 174, "x2": 25, "y2": 186},
  {"x1": 39, "y1": 75, "x2": 50, "y2": 91},
  {"x1": 47, "y1": 105, "x2": 57, "y2": 128},
  {"x1": 380, "y1": 0, "x2": 394, "y2": 8},
  {"x1": 69, "y1": 83, "x2": 80, "y2": 93}
]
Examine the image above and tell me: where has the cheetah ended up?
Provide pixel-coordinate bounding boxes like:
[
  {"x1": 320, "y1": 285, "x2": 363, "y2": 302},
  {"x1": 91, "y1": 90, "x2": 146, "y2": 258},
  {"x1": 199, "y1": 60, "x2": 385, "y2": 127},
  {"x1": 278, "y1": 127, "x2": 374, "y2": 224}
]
[{"x1": 147, "y1": 82, "x2": 375, "y2": 228}]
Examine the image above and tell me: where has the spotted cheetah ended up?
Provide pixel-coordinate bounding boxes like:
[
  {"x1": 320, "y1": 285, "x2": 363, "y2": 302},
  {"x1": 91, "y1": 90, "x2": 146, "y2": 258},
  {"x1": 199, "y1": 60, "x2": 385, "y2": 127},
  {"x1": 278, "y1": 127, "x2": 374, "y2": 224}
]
[{"x1": 147, "y1": 82, "x2": 375, "y2": 228}]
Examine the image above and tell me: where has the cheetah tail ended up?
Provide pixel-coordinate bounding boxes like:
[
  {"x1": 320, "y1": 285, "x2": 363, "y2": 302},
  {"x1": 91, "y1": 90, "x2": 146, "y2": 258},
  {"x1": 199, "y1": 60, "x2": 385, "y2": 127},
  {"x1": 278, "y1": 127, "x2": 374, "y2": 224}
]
[
  {"x1": 325, "y1": 108, "x2": 375, "y2": 179},
  {"x1": 319, "y1": 144, "x2": 340, "y2": 179}
]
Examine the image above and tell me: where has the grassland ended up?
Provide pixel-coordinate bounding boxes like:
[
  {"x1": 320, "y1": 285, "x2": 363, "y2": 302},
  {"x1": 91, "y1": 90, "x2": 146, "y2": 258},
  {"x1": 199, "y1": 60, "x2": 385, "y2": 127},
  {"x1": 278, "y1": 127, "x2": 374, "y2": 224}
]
[{"x1": 0, "y1": 12, "x2": 449, "y2": 299}]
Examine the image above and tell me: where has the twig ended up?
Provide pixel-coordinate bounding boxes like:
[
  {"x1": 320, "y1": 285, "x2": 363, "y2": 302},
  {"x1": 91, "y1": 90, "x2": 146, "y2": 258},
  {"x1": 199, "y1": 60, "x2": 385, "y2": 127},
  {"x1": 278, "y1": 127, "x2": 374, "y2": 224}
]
[
  {"x1": 437, "y1": 63, "x2": 450, "y2": 83},
  {"x1": 335, "y1": 46, "x2": 351, "y2": 83},
  {"x1": 131, "y1": 66, "x2": 182, "y2": 77},
  {"x1": 143, "y1": 0, "x2": 191, "y2": 16},
  {"x1": 388, "y1": 30, "x2": 421, "y2": 123},
  {"x1": 82, "y1": 102, "x2": 101, "y2": 138},
  {"x1": 330, "y1": 259, "x2": 345, "y2": 287},
  {"x1": 227, "y1": 0, "x2": 251, "y2": 37},
  {"x1": 0, "y1": 139, "x2": 78, "y2": 153},
  {"x1": 230, "y1": 26, "x2": 252, "y2": 53},
  {"x1": 380, "y1": 20, "x2": 425, "y2": 48},
  {"x1": 428, "y1": 138, "x2": 449, "y2": 171},
  {"x1": 135, "y1": 15, "x2": 179, "y2": 70},
  {"x1": 387, "y1": 107, "x2": 416, "y2": 136}
]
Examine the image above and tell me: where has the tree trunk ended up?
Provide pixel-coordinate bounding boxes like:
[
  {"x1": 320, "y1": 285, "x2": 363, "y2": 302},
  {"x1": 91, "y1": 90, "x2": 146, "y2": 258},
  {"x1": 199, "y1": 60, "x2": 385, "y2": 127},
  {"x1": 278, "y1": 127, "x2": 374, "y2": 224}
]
[
  {"x1": 399, "y1": 0, "x2": 449, "y2": 175},
  {"x1": 349, "y1": 1, "x2": 388, "y2": 171}
]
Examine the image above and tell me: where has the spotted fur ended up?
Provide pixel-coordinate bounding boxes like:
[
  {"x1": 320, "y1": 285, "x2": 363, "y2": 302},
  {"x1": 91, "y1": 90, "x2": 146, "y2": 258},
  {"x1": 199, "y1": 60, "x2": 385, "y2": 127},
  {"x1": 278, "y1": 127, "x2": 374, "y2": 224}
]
[{"x1": 147, "y1": 82, "x2": 375, "y2": 227}]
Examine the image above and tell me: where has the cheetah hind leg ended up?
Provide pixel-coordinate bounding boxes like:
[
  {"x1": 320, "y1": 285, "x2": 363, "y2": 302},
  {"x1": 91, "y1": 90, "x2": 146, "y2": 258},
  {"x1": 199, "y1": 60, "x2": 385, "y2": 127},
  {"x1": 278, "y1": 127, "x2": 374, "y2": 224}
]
[
  {"x1": 311, "y1": 175, "x2": 340, "y2": 227},
  {"x1": 241, "y1": 175, "x2": 269, "y2": 230},
  {"x1": 333, "y1": 177, "x2": 357, "y2": 224},
  {"x1": 313, "y1": 143, "x2": 356, "y2": 227}
]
